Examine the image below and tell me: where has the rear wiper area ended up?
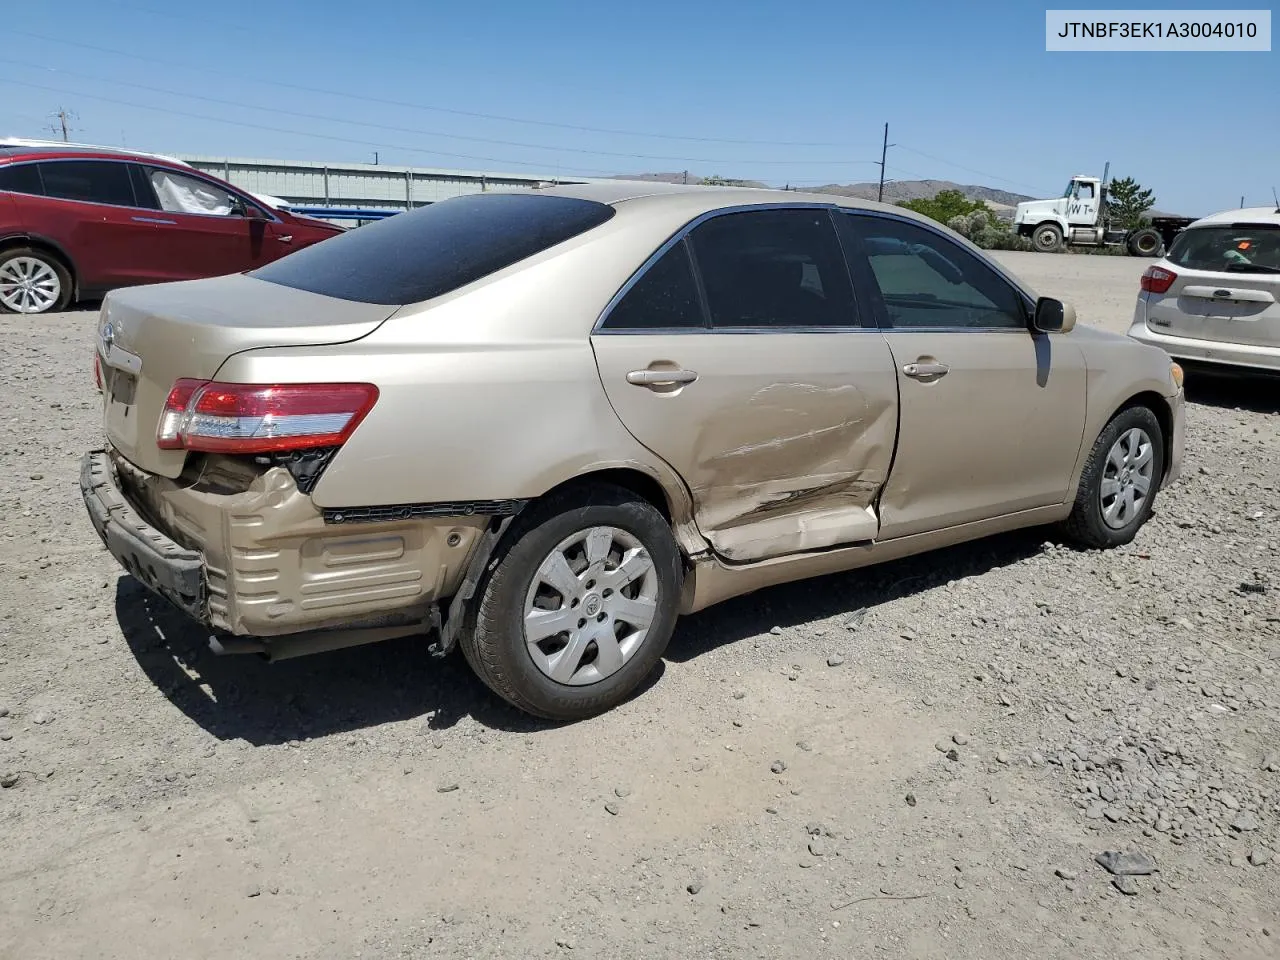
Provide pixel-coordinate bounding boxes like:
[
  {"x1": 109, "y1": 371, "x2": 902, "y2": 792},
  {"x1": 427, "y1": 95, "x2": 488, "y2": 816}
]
[{"x1": 1223, "y1": 263, "x2": 1280, "y2": 274}]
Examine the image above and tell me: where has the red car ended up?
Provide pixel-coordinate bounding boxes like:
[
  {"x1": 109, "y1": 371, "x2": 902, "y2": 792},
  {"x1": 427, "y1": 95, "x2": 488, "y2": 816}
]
[{"x1": 0, "y1": 145, "x2": 342, "y2": 314}]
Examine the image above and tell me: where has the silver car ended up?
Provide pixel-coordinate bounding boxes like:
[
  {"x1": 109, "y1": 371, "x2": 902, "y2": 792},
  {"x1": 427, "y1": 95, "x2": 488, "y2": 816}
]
[{"x1": 1129, "y1": 207, "x2": 1280, "y2": 373}]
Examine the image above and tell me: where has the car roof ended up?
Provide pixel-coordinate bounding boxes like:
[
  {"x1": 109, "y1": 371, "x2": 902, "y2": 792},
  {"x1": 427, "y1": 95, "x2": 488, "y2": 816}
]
[
  {"x1": 1187, "y1": 206, "x2": 1280, "y2": 228},
  {"x1": 0, "y1": 144, "x2": 191, "y2": 168},
  {"x1": 532, "y1": 180, "x2": 922, "y2": 218}
]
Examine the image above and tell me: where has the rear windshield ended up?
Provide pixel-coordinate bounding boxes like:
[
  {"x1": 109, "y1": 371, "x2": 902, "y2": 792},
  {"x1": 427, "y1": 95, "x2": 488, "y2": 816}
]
[
  {"x1": 250, "y1": 193, "x2": 616, "y2": 304},
  {"x1": 1167, "y1": 224, "x2": 1280, "y2": 274}
]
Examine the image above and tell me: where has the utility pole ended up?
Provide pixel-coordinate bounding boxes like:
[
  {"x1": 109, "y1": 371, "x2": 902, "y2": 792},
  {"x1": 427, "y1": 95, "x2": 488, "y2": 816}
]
[
  {"x1": 373, "y1": 151, "x2": 379, "y2": 165},
  {"x1": 50, "y1": 107, "x2": 75, "y2": 142},
  {"x1": 682, "y1": 170, "x2": 688, "y2": 185},
  {"x1": 876, "y1": 122, "x2": 894, "y2": 203}
]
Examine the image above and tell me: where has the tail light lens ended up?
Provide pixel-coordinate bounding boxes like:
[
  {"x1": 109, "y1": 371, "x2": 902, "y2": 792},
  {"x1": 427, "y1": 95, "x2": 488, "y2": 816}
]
[
  {"x1": 156, "y1": 381, "x2": 378, "y2": 454},
  {"x1": 93, "y1": 353, "x2": 103, "y2": 392},
  {"x1": 1140, "y1": 266, "x2": 1177, "y2": 294}
]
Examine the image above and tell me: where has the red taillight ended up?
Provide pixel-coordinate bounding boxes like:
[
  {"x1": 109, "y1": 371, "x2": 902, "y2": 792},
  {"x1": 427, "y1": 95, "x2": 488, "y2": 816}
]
[
  {"x1": 93, "y1": 353, "x2": 103, "y2": 392},
  {"x1": 1140, "y1": 265, "x2": 1177, "y2": 294},
  {"x1": 156, "y1": 378, "x2": 208, "y2": 449},
  {"x1": 155, "y1": 381, "x2": 378, "y2": 454}
]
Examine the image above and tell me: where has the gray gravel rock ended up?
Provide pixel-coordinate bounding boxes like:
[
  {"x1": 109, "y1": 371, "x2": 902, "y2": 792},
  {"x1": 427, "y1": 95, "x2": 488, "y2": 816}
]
[
  {"x1": 1054, "y1": 868, "x2": 1077, "y2": 881},
  {"x1": 613, "y1": 786, "x2": 631, "y2": 798},
  {"x1": 604, "y1": 802, "x2": 619, "y2": 816},
  {"x1": 1231, "y1": 812, "x2": 1261, "y2": 832},
  {"x1": 770, "y1": 760, "x2": 787, "y2": 774},
  {"x1": 1248, "y1": 847, "x2": 1273, "y2": 867},
  {"x1": 1112, "y1": 876, "x2": 1139, "y2": 896},
  {"x1": 807, "y1": 838, "x2": 827, "y2": 857},
  {"x1": 0, "y1": 772, "x2": 18, "y2": 789},
  {"x1": 436, "y1": 783, "x2": 460, "y2": 794},
  {"x1": 826, "y1": 654, "x2": 845, "y2": 667},
  {"x1": 1095, "y1": 850, "x2": 1156, "y2": 876}
]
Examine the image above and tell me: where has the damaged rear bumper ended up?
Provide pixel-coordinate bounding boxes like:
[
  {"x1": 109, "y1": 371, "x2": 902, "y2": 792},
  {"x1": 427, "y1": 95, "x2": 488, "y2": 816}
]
[
  {"x1": 80, "y1": 447, "x2": 492, "y2": 650},
  {"x1": 81, "y1": 450, "x2": 206, "y2": 620}
]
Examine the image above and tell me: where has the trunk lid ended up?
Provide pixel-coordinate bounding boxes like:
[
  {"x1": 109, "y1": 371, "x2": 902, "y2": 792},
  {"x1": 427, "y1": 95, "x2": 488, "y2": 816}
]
[
  {"x1": 98, "y1": 273, "x2": 395, "y2": 477},
  {"x1": 1146, "y1": 223, "x2": 1280, "y2": 348}
]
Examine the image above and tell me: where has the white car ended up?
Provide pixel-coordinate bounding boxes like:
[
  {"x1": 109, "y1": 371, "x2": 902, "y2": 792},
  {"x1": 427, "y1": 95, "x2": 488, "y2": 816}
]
[{"x1": 1129, "y1": 206, "x2": 1280, "y2": 373}]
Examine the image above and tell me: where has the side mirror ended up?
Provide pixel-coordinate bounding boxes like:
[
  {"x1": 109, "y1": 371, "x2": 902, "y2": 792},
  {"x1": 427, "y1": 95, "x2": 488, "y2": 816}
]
[
  {"x1": 1032, "y1": 296, "x2": 1076, "y2": 334},
  {"x1": 230, "y1": 196, "x2": 266, "y2": 220}
]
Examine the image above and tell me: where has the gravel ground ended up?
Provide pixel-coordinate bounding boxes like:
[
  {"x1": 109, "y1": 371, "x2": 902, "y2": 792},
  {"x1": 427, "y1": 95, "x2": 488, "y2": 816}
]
[{"x1": 0, "y1": 252, "x2": 1276, "y2": 959}]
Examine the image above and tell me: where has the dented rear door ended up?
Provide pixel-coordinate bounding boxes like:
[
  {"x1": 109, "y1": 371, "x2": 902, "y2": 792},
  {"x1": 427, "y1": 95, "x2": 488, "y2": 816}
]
[{"x1": 591, "y1": 209, "x2": 898, "y2": 563}]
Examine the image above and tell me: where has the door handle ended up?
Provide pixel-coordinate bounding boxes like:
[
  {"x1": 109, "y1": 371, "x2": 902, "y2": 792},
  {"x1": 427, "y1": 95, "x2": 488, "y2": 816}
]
[
  {"x1": 626, "y1": 368, "x2": 698, "y2": 387},
  {"x1": 902, "y1": 361, "x2": 950, "y2": 380},
  {"x1": 277, "y1": 234, "x2": 293, "y2": 243}
]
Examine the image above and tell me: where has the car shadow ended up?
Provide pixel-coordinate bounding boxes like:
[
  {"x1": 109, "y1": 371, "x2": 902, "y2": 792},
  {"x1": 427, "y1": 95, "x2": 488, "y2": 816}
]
[
  {"x1": 666, "y1": 528, "x2": 1048, "y2": 663},
  {"x1": 113, "y1": 577, "x2": 664, "y2": 744},
  {"x1": 1183, "y1": 368, "x2": 1280, "y2": 415},
  {"x1": 115, "y1": 527, "x2": 1048, "y2": 743}
]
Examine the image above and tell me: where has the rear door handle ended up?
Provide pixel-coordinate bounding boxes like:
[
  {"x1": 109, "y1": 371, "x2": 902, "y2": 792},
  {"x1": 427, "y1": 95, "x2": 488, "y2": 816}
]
[
  {"x1": 277, "y1": 234, "x2": 293, "y2": 243},
  {"x1": 626, "y1": 368, "x2": 698, "y2": 387},
  {"x1": 902, "y1": 361, "x2": 950, "y2": 380}
]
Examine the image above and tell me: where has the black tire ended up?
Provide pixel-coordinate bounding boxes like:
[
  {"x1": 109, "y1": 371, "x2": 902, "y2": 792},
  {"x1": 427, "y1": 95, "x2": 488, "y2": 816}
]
[
  {"x1": 1127, "y1": 228, "x2": 1163, "y2": 257},
  {"x1": 0, "y1": 246, "x2": 73, "y2": 314},
  {"x1": 460, "y1": 484, "x2": 683, "y2": 721},
  {"x1": 1032, "y1": 223, "x2": 1063, "y2": 253},
  {"x1": 1062, "y1": 406, "x2": 1165, "y2": 549}
]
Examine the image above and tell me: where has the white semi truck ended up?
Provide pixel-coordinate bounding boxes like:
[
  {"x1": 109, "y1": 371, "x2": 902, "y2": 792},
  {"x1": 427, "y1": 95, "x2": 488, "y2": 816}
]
[{"x1": 1013, "y1": 164, "x2": 1194, "y2": 256}]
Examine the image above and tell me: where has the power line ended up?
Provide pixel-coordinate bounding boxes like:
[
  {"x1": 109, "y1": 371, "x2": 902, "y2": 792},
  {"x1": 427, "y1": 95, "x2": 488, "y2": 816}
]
[
  {"x1": 0, "y1": 76, "x2": 610, "y2": 176},
  {"x1": 893, "y1": 145, "x2": 1045, "y2": 195},
  {"x1": 8, "y1": 29, "x2": 862, "y2": 148},
  {"x1": 0, "y1": 58, "x2": 882, "y2": 168}
]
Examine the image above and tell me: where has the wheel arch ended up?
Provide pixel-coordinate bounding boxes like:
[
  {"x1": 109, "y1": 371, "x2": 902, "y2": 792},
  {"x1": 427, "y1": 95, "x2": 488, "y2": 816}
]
[
  {"x1": 0, "y1": 233, "x2": 79, "y2": 296},
  {"x1": 1114, "y1": 390, "x2": 1175, "y2": 482}
]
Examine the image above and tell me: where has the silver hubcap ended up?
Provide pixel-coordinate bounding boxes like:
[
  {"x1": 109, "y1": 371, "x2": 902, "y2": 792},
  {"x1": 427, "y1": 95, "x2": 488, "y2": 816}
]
[
  {"x1": 523, "y1": 526, "x2": 658, "y2": 686},
  {"x1": 1100, "y1": 427, "x2": 1154, "y2": 530},
  {"x1": 0, "y1": 257, "x2": 60, "y2": 314}
]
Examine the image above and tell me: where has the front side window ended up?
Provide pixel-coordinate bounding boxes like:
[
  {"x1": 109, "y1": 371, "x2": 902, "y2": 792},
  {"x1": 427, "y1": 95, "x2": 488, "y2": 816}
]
[
  {"x1": 149, "y1": 168, "x2": 238, "y2": 216},
  {"x1": 687, "y1": 209, "x2": 857, "y2": 329},
  {"x1": 842, "y1": 214, "x2": 1026, "y2": 330},
  {"x1": 602, "y1": 240, "x2": 705, "y2": 330},
  {"x1": 36, "y1": 161, "x2": 135, "y2": 207},
  {"x1": 252, "y1": 193, "x2": 616, "y2": 305},
  {"x1": 1167, "y1": 225, "x2": 1280, "y2": 274},
  {"x1": 0, "y1": 163, "x2": 43, "y2": 196},
  {"x1": 1075, "y1": 182, "x2": 1095, "y2": 200}
]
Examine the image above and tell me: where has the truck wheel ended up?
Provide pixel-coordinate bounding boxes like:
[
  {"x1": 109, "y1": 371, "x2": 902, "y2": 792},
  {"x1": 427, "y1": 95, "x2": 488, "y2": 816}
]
[
  {"x1": 1032, "y1": 223, "x2": 1063, "y2": 253},
  {"x1": 1061, "y1": 406, "x2": 1164, "y2": 550},
  {"x1": 1127, "y1": 228, "x2": 1163, "y2": 257},
  {"x1": 460, "y1": 484, "x2": 683, "y2": 721}
]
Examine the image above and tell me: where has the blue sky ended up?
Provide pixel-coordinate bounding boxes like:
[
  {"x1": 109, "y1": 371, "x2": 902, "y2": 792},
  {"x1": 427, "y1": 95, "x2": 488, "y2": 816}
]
[{"x1": 1, "y1": 0, "x2": 1275, "y2": 214}]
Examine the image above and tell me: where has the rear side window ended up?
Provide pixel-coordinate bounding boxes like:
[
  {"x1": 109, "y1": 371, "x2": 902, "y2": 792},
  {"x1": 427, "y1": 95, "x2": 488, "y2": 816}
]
[
  {"x1": 0, "y1": 163, "x2": 43, "y2": 196},
  {"x1": 250, "y1": 193, "x2": 616, "y2": 305},
  {"x1": 688, "y1": 209, "x2": 858, "y2": 329},
  {"x1": 602, "y1": 240, "x2": 706, "y2": 330},
  {"x1": 37, "y1": 161, "x2": 136, "y2": 207},
  {"x1": 1167, "y1": 225, "x2": 1280, "y2": 273}
]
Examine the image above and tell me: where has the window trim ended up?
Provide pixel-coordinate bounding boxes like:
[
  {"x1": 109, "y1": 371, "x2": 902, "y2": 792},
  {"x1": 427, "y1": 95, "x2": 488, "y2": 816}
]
[
  {"x1": 28, "y1": 157, "x2": 142, "y2": 209},
  {"x1": 141, "y1": 164, "x2": 273, "y2": 222},
  {"x1": 838, "y1": 208, "x2": 1036, "y2": 334},
  {"x1": 594, "y1": 202, "x2": 876, "y2": 335},
  {"x1": 0, "y1": 157, "x2": 279, "y2": 223}
]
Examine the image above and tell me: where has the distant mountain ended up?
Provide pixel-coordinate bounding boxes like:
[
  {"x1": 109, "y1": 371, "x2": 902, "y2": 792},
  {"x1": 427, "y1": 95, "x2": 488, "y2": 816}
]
[
  {"x1": 800, "y1": 179, "x2": 1035, "y2": 208},
  {"x1": 611, "y1": 174, "x2": 1035, "y2": 208}
]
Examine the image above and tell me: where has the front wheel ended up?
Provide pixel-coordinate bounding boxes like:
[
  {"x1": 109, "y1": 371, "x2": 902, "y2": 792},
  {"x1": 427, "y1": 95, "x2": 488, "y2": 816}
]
[
  {"x1": 1062, "y1": 406, "x2": 1165, "y2": 549},
  {"x1": 1032, "y1": 223, "x2": 1064, "y2": 253},
  {"x1": 460, "y1": 485, "x2": 683, "y2": 720},
  {"x1": 0, "y1": 248, "x2": 72, "y2": 314}
]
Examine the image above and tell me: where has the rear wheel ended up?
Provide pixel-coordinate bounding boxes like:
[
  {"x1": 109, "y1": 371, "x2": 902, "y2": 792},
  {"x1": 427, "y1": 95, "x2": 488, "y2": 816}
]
[
  {"x1": 1062, "y1": 406, "x2": 1164, "y2": 549},
  {"x1": 1127, "y1": 228, "x2": 1163, "y2": 257},
  {"x1": 0, "y1": 248, "x2": 72, "y2": 314},
  {"x1": 1032, "y1": 223, "x2": 1063, "y2": 253},
  {"x1": 460, "y1": 485, "x2": 683, "y2": 721}
]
